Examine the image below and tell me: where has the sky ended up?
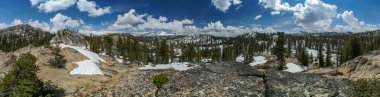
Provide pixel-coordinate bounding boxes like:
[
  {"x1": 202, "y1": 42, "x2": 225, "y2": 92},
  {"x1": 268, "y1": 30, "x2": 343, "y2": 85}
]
[{"x1": 0, "y1": 0, "x2": 379, "y2": 36}]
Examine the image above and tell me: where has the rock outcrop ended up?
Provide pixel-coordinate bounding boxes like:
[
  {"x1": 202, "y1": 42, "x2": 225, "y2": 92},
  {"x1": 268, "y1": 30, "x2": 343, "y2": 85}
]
[
  {"x1": 338, "y1": 50, "x2": 380, "y2": 79},
  {"x1": 50, "y1": 29, "x2": 88, "y2": 47}
]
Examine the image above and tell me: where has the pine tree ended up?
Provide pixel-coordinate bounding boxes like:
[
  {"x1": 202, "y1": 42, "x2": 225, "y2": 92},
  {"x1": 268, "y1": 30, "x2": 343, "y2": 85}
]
[
  {"x1": 0, "y1": 53, "x2": 55, "y2": 96},
  {"x1": 48, "y1": 46, "x2": 67, "y2": 68},
  {"x1": 350, "y1": 37, "x2": 361, "y2": 59},
  {"x1": 299, "y1": 44, "x2": 309, "y2": 67},
  {"x1": 160, "y1": 40, "x2": 169, "y2": 64},
  {"x1": 272, "y1": 32, "x2": 286, "y2": 70},
  {"x1": 317, "y1": 43, "x2": 325, "y2": 67},
  {"x1": 325, "y1": 44, "x2": 332, "y2": 67}
]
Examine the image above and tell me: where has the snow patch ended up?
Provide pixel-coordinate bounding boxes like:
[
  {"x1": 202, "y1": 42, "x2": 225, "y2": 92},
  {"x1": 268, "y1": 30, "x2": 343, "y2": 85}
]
[
  {"x1": 283, "y1": 63, "x2": 307, "y2": 73},
  {"x1": 139, "y1": 62, "x2": 196, "y2": 71},
  {"x1": 236, "y1": 54, "x2": 244, "y2": 63},
  {"x1": 114, "y1": 56, "x2": 124, "y2": 63},
  {"x1": 70, "y1": 60, "x2": 104, "y2": 75},
  {"x1": 59, "y1": 44, "x2": 105, "y2": 63},
  {"x1": 249, "y1": 56, "x2": 267, "y2": 66},
  {"x1": 59, "y1": 44, "x2": 105, "y2": 75}
]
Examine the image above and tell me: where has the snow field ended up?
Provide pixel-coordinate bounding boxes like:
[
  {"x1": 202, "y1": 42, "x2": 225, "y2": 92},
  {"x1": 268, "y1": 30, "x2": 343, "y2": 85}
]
[{"x1": 59, "y1": 44, "x2": 105, "y2": 75}]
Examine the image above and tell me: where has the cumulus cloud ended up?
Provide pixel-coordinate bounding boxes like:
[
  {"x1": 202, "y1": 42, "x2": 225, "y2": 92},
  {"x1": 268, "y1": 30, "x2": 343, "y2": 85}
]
[
  {"x1": 259, "y1": 0, "x2": 338, "y2": 31},
  {"x1": 0, "y1": 23, "x2": 9, "y2": 29},
  {"x1": 337, "y1": 11, "x2": 361, "y2": 27},
  {"x1": 212, "y1": 0, "x2": 242, "y2": 12},
  {"x1": 107, "y1": 9, "x2": 146, "y2": 30},
  {"x1": 76, "y1": 0, "x2": 111, "y2": 17},
  {"x1": 32, "y1": 0, "x2": 77, "y2": 13},
  {"x1": 333, "y1": 10, "x2": 380, "y2": 33},
  {"x1": 50, "y1": 13, "x2": 83, "y2": 31},
  {"x1": 105, "y1": 9, "x2": 280, "y2": 36},
  {"x1": 294, "y1": 0, "x2": 337, "y2": 31},
  {"x1": 30, "y1": 0, "x2": 46, "y2": 6},
  {"x1": 254, "y1": 15, "x2": 262, "y2": 20},
  {"x1": 107, "y1": 9, "x2": 195, "y2": 34},
  {"x1": 12, "y1": 19, "x2": 24, "y2": 25},
  {"x1": 201, "y1": 21, "x2": 276, "y2": 36},
  {"x1": 30, "y1": 0, "x2": 110, "y2": 17},
  {"x1": 137, "y1": 16, "x2": 194, "y2": 33},
  {"x1": 259, "y1": 0, "x2": 302, "y2": 13},
  {"x1": 28, "y1": 20, "x2": 51, "y2": 31}
]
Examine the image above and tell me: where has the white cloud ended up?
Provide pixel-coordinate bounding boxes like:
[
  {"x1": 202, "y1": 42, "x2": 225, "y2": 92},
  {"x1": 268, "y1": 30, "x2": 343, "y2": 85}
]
[
  {"x1": 108, "y1": 9, "x2": 146, "y2": 30},
  {"x1": 259, "y1": 0, "x2": 338, "y2": 31},
  {"x1": 107, "y1": 9, "x2": 195, "y2": 34},
  {"x1": 28, "y1": 20, "x2": 51, "y2": 31},
  {"x1": 106, "y1": 9, "x2": 279, "y2": 36},
  {"x1": 0, "y1": 23, "x2": 9, "y2": 29},
  {"x1": 137, "y1": 16, "x2": 194, "y2": 33},
  {"x1": 76, "y1": 0, "x2": 111, "y2": 17},
  {"x1": 334, "y1": 10, "x2": 380, "y2": 33},
  {"x1": 293, "y1": 0, "x2": 337, "y2": 31},
  {"x1": 254, "y1": 15, "x2": 262, "y2": 20},
  {"x1": 212, "y1": 0, "x2": 242, "y2": 12},
  {"x1": 33, "y1": 0, "x2": 77, "y2": 13},
  {"x1": 201, "y1": 21, "x2": 276, "y2": 36},
  {"x1": 337, "y1": 11, "x2": 360, "y2": 27},
  {"x1": 271, "y1": 11, "x2": 281, "y2": 15},
  {"x1": 30, "y1": 0, "x2": 46, "y2": 6},
  {"x1": 12, "y1": 19, "x2": 24, "y2": 25},
  {"x1": 259, "y1": 0, "x2": 302, "y2": 13},
  {"x1": 50, "y1": 13, "x2": 83, "y2": 31}
]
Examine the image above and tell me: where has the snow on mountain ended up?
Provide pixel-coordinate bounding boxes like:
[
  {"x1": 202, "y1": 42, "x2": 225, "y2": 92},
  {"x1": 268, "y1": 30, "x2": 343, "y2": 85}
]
[
  {"x1": 140, "y1": 31, "x2": 177, "y2": 37},
  {"x1": 249, "y1": 56, "x2": 268, "y2": 66},
  {"x1": 70, "y1": 60, "x2": 104, "y2": 75},
  {"x1": 236, "y1": 54, "x2": 244, "y2": 63},
  {"x1": 175, "y1": 34, "x2": 227, "y2": 44},
  {"x1": 59, "y1": 44, "x2": 105, "y2": 75},
  {"x1": 59, "y1": 44, "x2": 105, "y2": 63},
  {"x1": 139, "y1": 62, "x2": 196, "y2": 71},
  {"x1": 283, "y1": 63, "x2": 307, "y2": 73}
]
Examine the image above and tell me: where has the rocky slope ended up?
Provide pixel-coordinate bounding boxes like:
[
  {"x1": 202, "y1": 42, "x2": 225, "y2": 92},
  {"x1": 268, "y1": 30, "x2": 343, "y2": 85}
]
[
  {"x1": 338, "y1": 50, "x2": 380, "y2": 80},
  {"x1": 84, "y1": 62, "x2": 351, "y2": 97}
]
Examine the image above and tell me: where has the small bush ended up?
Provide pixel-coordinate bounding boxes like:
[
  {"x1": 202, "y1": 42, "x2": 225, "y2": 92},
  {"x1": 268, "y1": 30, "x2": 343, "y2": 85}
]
[
  {"x1": 48, "y1": 47, "x2": 67, "y2": 68},
  {"x1": 153, "y1": 73, "x2": 169, "y2": 89},
  {"x1": 350, "y1": 78, "x2": 380, "y2": 97}
]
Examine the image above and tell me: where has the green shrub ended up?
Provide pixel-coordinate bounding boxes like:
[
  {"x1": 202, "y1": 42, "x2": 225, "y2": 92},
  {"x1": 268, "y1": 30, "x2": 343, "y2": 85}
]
[
  {"x1": 153, "y1": 73, "x2": 169, "y2": 89},
  {"x1": 350, "y1": 78, "x2": 380, "y2": 97}
]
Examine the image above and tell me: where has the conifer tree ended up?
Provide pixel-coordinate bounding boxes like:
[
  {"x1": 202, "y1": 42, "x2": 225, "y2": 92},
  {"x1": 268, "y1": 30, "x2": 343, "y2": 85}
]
[
  {"x1": 317, "y1": 43, "x2": 325, "y2": 67},
  {"x1": 272, "y1": 32, "x2": 286, "y2": 70},
  {"x1": 325, "y1": 44, "x2": 332, "y2": 67}
]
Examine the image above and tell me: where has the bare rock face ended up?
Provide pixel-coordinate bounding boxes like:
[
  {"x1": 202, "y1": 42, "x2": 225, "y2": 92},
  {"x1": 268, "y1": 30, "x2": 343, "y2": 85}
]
[
  {"x1": 158, "y1": 62, "x2": 265, "y2": 97},
  {"x1": 51, "y1": 29, "x2": 88, "y2": 47},
  {"x1": 338, "y1": 50, "x2": 380, "y2": 79},
  {"x1": 156, "y1": 62, "x2": 351, "y2": 97}
]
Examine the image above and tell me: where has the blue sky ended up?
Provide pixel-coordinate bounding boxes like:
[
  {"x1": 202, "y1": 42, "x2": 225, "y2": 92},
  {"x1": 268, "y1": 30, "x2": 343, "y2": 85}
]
[{"x1": 0, "y1": 0, "x2": 379, "y2": 36}]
